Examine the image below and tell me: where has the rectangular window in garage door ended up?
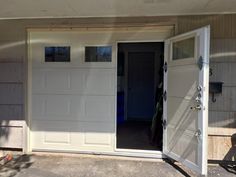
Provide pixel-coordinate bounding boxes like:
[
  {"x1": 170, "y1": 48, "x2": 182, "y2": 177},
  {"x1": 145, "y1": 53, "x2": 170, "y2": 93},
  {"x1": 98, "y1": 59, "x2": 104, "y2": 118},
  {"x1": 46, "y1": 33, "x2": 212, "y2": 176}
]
[
  {"x1": 85, "y1": 46, "x2": 112, "y2": 62},
  {"x1": 45, "y1": 46, "x2": 71, "y2": 62}
]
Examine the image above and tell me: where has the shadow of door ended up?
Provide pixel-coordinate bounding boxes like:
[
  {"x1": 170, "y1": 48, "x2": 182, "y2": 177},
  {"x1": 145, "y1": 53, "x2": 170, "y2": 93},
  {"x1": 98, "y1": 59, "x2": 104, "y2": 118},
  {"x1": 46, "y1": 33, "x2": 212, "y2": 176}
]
[{"x1": 220, "y1": 133, "x2": 236, "y2": 175}]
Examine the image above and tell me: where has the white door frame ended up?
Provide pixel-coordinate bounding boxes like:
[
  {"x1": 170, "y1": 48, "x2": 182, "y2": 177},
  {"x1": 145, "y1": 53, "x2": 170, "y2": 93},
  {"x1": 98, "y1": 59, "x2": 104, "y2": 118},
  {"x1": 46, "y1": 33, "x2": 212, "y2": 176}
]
[
  {"x1": 24, "y1": 29, "x2": 33, "y2": 153},
  {"x1": 114, "y1": 39, "x2": 164, "y2": 157}
]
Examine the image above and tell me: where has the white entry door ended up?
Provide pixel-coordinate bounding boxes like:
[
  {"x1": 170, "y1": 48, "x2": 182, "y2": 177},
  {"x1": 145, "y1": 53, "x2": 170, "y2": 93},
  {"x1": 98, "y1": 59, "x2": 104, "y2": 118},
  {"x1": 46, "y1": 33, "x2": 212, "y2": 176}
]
[{"x1": 163, "y1": 26, "x2": 210, "y2": 175}]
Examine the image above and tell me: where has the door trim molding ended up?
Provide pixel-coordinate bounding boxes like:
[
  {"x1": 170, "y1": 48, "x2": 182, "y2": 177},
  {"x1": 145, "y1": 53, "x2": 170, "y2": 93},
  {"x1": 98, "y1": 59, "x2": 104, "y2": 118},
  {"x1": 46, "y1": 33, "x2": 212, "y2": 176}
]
[{"x1": 115, "y1": 40, "x2": 170, "y2": 154}]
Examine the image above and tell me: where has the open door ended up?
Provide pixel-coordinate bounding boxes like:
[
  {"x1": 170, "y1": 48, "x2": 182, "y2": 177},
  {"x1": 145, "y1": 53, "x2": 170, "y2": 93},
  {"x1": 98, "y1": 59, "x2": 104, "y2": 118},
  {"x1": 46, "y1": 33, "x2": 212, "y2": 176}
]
[{"x1": 163, "y1": 26, "x2": 210, "y2": 175}]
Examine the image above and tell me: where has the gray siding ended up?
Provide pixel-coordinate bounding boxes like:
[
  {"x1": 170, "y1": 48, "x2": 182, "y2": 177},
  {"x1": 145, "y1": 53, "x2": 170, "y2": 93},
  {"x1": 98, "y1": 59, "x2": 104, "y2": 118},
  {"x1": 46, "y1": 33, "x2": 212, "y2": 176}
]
[
  {"x1": 0, "y1": 21, "x2": 26, "y2": 148},
  {"x1": 177, "y1": 15, "x2": 236, "y2": 128}
]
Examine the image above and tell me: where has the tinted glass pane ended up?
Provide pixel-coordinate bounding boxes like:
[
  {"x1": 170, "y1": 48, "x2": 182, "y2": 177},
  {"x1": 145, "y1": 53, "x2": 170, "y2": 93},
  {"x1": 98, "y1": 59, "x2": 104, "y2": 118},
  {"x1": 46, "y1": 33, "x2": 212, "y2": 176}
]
[
  {"x1": 85, "y1": 46, "x2": 112, "y2": 62},
  {"x1": 45, "y1": 47, "x2": 70, "y2": 62},
  {"x1": 172, "y1": 37, "x2": 195, "y2": 60}
]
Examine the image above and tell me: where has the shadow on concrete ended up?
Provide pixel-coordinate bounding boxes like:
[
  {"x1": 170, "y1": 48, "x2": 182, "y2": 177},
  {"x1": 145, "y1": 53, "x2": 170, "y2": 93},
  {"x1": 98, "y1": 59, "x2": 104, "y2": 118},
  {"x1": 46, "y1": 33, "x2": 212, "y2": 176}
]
[
  {"x1": 0, "y1": 154, "x2": 33, "y2": 177},
  {"x1": 163, "y1": 158, "x2": 191, "y2": 177},
  {"x1": 219, "y1": 162, "x2": 236, "y2": 175}
]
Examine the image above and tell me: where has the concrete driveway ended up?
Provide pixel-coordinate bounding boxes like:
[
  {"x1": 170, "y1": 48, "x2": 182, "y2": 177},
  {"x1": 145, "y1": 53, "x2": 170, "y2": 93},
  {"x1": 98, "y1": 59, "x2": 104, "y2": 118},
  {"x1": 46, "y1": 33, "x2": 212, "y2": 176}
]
[{"x1": 0, "y1": 153, "x2": 235, "y2": 177}]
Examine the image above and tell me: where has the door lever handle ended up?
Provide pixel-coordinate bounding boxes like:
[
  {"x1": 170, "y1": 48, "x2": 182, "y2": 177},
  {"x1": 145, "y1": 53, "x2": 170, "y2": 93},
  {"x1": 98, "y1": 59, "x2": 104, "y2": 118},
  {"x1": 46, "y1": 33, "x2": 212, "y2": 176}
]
[{"x1": 190, "y1": 105, "x2": 201, "y2": 111}]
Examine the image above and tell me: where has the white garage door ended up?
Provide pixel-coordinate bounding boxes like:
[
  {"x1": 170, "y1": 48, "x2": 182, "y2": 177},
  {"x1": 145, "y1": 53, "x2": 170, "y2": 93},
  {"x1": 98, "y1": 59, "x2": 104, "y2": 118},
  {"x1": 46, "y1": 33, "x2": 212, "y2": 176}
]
[
  {"x1": 28, "y1": 27, "x2": 174, "y2": 153},
  {"x1": 29, "y1": 31, "x2": 116, "y2": 152}
]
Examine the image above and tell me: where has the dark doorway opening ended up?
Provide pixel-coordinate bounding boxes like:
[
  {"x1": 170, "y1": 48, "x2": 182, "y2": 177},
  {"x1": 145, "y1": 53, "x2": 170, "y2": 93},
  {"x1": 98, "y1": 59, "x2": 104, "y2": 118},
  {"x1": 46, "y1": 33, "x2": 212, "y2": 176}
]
[{"x1": 117, "y1": 42, "x2": 164, "y2": 151}]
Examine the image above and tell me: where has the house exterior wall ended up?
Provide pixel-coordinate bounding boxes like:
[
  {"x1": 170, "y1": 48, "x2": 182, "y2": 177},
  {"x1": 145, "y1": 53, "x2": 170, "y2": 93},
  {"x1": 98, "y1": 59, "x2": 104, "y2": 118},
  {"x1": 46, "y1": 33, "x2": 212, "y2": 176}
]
[
  {"x1": 176, "y1": 15, "x2": 236, "y2": 160},
  {"x1": 0, "y1": 22, "x2": 25, "y2": 148},
  {"x1": 0, "y1": 15, "x2": 235, "y2": 160}
]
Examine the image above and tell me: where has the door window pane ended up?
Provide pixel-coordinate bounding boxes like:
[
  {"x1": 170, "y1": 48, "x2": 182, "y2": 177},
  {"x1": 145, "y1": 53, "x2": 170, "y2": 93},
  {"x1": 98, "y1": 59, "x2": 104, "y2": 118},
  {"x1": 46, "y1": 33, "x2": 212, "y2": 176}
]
[
  {"x1": 45, "y1": 46, "x2": 70, "y2": 62},
  {"x1": 85, "y1": 46, "x2": 112, "y2": 62},
  {"x1": 172, "y1": 37, "x2": 195, "y2": 60}
]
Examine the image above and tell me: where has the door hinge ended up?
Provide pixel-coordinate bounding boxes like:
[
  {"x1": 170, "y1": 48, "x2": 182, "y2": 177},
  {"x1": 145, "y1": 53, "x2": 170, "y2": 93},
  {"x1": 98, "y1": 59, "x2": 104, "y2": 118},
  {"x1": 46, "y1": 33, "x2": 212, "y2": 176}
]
[
  {"x1": 163, "y1": 120, "x2": 167, "y2": 130},
  {"x1": 163, "y1": 62, "x2": 167, "y2": 73},
  {"x1": 198, "y1": 56, "x2": 204, "y2": 70},
  {"x1": 163, "y1": 90, "x2": 167, "y2": 101}
]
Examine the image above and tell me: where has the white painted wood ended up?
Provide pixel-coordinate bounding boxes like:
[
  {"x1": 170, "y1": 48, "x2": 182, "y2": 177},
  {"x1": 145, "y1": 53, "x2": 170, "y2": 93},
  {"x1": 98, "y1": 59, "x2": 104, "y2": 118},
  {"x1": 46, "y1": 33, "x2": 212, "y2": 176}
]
[
  {"x1": 163, "y1": 26, "x2": 210, "y2": 175},
  {"x1": 0, "y1": 127, "x2": 23, "y2": 148}
]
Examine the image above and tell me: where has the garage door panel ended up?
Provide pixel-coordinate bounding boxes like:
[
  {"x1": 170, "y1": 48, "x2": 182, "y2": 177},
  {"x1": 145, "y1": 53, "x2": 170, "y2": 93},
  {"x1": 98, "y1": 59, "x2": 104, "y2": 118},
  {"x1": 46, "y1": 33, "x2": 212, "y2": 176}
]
[
  {"x1": 33, "y1": 69, "x2": 85, "y2": 93},
  {"x1": 85, "y1": 96, "x2": 115, "y2": 119},
  {"x1": 44, "y1": 97, "x2": 73, "y2": 117},
  {"x1": 83, "y1": 132, "x2": 111, "y2": 146},
  {"x1": 32, "y1": 70, "x2": 45, "y2": 91},
  {"x1": 32, "y1": 95, "x2": 114, "y2": 122},
  {"x1": 31, "y1": 121, "x2": 114, "y2": 151},
  {"x1": 84, "y1": 69, "x2": 115, "y2": 95},
  {"x1": 31, "y1": 120, "x2": 78, "y2": 132},
  {"x1": 167, "y1": 97, "x2": 198, "y2": 132},
  {"x1": 33, "y1": 69, "x2": 115, "y2": 95},
  {"x1": 44, "y1": 132, "x2": 71, "y2": 144},
  {"x1": 32, "y1": 115, "x2": 114, "y2": 122},
  {"x1": 32, "y1": 95, "x2": 85, "y2": 120},
  {"x1": 166, "y1": 126, "x2": 198, "y2": 165},
  {"x1": 81, "y1": 123, "x2": 114, "y2": 146},
  {"x1": 45, "y1": 71, "x2": 71, "y2": 90},
  {"x1": 31, "y1": 131, "x2": 82, "y2": 150},
  {"x1": 168, "y1": 65, "x2": 199, "y2": 98},
  {"x1": 31, "y1": 120, "x2": 114, "y2": 133}
]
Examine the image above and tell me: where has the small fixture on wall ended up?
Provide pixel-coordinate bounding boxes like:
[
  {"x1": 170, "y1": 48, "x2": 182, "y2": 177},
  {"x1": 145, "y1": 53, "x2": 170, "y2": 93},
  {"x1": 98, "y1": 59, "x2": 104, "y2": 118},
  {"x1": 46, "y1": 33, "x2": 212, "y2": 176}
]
[{"x1": 209, "y1": 82, "x2": 223, "y2": 102}]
